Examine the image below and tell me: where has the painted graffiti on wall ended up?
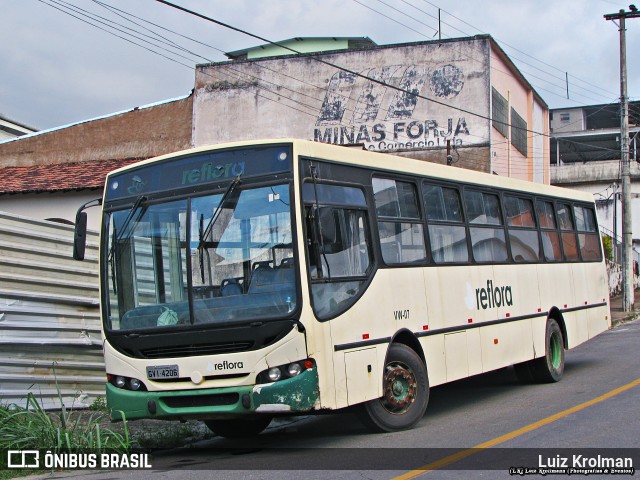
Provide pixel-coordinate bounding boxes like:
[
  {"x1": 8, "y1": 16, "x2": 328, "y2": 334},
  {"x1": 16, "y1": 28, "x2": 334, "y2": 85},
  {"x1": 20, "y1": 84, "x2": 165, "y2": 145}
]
[{"x1": 313, "y1": 64, "x2": 470, "y2": 151}]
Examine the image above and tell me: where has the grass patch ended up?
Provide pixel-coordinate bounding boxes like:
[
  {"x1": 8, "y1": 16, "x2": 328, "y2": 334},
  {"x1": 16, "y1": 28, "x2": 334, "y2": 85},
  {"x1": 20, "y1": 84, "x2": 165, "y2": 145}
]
[{"x1": 0, "y1": 393, "x2": 131, "y2": 478}]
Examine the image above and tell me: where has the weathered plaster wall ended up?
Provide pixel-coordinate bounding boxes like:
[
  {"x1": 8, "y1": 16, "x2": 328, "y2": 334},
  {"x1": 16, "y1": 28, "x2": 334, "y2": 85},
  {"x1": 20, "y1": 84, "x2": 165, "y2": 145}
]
[
  {"x1": 194, "y1": 38, "x2": 493, "y2": 171},
  {"x1": 0, "y1": 96, "x2": 193, "y2": 167},
  {"x1": 489, "y1": 48, "x2": 549, "y2": 182},
  {"x1": 0, "y1": 190, "x2": 104, "y2": 230}
]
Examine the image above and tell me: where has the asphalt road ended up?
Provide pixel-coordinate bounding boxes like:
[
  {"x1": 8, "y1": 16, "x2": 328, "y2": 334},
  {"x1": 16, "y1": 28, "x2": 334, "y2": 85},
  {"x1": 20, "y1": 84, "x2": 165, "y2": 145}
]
[{"x1": 24, "y1": 317, "x2": 640, "y2": 480}]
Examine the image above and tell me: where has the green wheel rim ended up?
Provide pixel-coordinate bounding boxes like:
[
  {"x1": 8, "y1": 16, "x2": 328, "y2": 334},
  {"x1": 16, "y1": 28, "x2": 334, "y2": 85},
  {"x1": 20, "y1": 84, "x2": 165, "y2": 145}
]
[{"x1": 550, "y1": 332, "x2": 562, "y2": 369}]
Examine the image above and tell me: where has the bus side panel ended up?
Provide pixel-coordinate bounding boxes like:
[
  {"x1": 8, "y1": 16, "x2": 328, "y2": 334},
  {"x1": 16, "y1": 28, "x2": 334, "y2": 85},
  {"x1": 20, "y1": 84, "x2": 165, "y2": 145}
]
[
  {"x1": 492, "y1": 263, "x2": 538, "y2": 364},
  {"x1": 423, "y1": 265, "x2": 495, "y2": 380},
  {"x1": 305, "y1": 314, "x2": 338, "y2": 410},
  {"x1": 569, "y1": 263, "x2": 590, "y2": 347},
  {"x1": 329, "y1": 269, "x2": 428, "y2": 409},
  {"x1": 480, "y1": 321, "x2": 535, "y2": 373},
  {"x1": 535, "y1": 263, "x2": 574, "y2": 354},
  {"x1": 421, "y1": 335, "x2": 447, "y2": 387},
  {"x1": 585, "y1": 261, "x2": 611, "y2": 339}
]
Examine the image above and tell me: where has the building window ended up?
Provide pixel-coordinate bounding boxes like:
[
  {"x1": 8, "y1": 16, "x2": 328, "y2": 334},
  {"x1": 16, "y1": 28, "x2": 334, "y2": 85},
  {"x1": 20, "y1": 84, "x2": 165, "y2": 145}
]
[
  {"x1": 560, "y1": 113, "x2": 570, "y2": 122},
  {"x1": 492, "y1": 88, "x2": 509, "y2": 139},
  {"x1": 511, "y1": 108, "x2": 528, "y2": 156}
]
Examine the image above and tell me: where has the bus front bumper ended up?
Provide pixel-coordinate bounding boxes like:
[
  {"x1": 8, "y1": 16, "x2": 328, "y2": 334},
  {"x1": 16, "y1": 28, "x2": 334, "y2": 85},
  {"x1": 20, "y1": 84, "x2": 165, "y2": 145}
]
[{"x1": 107, "y1": 366, "x2": 319, "y2": 421}]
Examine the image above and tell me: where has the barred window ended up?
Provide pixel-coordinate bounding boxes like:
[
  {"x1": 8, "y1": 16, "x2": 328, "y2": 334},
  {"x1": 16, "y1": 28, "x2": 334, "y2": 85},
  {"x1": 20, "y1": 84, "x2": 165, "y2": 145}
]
[
  {"x1": 511, "y1": 108, "x2": 528, "y2": 156},
  {"x1": 492, "y1": 88, "x2": 509, "y2": 139}
]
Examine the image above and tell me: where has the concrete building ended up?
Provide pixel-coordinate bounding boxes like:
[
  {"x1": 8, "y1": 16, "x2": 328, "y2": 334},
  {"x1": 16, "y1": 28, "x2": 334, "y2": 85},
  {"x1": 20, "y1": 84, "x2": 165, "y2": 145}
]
[
  {"x1": 194, "y1": 34, "x2": 550, "y2": 183},
  {"x1": 0, "y1": 35, "x2": 550, "y2": 231},
  {"x1": 0, "y1": 115, "x2": 37, "y2": 141},
  {"x1": 550, "y1": 102, "x2": 640, "y2": 256},
  {"x1": 0, "y1": 96, "x2": 193, "y2": 229}
]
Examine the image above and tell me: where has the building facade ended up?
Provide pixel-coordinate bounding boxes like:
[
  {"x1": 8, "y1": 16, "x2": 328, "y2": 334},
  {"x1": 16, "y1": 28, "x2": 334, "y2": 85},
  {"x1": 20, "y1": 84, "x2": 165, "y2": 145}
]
[
  {"x1": 550, "y1": 102, "x2": 640, "y2": 257},
  {"x1": 0, "y1": 96, "x2": 193, "y2": 229},
  {"x1": 193, "y1": 35, "x2": 550, "y2": 183},
  {"x1": 0, "y1": 115, "x2": 37, "y2": 141},
  {"x1": 1, "y1": 35, "x2": 551, "y2": 231}
]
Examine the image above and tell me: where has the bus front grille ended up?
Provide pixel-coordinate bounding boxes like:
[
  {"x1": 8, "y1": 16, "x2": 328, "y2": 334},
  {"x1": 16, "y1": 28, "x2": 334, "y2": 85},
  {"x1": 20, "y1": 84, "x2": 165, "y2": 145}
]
[
  {"x1": 160, "y1": 393, "x2": 239, "y2": 409},
  {"x1": 141, "y1": 341, "x2": 254, "y2": 359}
]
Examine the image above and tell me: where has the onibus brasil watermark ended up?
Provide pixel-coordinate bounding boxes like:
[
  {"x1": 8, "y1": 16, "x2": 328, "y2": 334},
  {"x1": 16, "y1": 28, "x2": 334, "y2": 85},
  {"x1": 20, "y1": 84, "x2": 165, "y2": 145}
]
[{"x1": 6, "y1": 450, "x2": 152, "y2": 470}]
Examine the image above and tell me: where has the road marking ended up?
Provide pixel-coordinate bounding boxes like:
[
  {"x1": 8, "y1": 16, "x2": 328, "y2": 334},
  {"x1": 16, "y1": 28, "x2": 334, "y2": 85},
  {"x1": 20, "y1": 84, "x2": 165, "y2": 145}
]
[{"x1": 393, "y1": 377, "x2": 640, "y2": 479}]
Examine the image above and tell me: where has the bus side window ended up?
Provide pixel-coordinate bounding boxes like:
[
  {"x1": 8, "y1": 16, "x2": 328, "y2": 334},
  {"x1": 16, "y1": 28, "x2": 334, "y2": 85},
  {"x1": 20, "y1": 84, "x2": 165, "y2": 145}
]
[
  {"x1": 556, "y1": 203, "x2": 579, "y2": 261},
  {"x1": 372, "y1": 178, "x2": 427, "y2": 265},
  {"x1": 303, "y1": 182, "x2": 373, "y2": 319},
  {"x1": 423, "y1": 183, "x2": 469, "y2": 264},
  {"x1": 536, "y1": 200, "x2": 562, "y2": 262},
  {"x1": 464, "y1": 190, "x2": 508, "y2": 263},
  {"x1": 504, "y1": 195, "x2": 540, "y2": 263},
  {"x1": 574, "y1": 205, "x2": 602, "y2": 261}
]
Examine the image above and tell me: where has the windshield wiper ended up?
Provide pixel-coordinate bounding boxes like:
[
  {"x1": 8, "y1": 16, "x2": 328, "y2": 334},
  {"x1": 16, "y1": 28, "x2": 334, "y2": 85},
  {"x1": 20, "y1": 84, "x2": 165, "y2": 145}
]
[
  {"x1": 119, "y1": 195, "x2": 147, "y2": 240},
  {"x1": 197, "y1": 177, "x2": 241, "y2": 283},
  {"x1": 309, "y1": 162, "x2": 331, "y2": 280},
  {"x1": 108, "y1": 195, "x2": 147, "y2": 293}
]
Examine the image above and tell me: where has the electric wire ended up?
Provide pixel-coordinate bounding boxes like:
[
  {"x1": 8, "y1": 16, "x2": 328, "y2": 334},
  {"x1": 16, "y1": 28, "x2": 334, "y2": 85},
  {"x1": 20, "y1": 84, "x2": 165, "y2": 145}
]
[{"x1": 36, "y1": 0, "x2": 632, "y2": 174}]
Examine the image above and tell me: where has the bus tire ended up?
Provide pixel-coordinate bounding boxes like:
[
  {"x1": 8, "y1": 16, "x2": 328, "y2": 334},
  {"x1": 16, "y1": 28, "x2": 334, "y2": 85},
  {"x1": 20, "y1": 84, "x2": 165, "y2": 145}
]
[
  {"x1": 530, "y1": 318, "x2": 565, "y2": 383},
  {"x1": 358, "y1": 343, "x2": 429, "y2": 432},
  {"x1": 204, "y1": 415, "x2": 273, "y2": 438}
]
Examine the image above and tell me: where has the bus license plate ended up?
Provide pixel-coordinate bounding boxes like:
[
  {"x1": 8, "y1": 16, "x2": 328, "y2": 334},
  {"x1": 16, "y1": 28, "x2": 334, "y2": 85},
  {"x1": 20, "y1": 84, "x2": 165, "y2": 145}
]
[{"x1": 146, "y1": 365, "x2": 179, "y2": 380}]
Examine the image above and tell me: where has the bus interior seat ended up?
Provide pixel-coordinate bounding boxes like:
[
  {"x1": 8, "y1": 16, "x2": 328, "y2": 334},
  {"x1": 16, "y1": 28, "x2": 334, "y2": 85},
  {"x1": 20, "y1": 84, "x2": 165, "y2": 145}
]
[
  {"x1": 381, "y1": 240, "x2": 401, "y2": 264},
  {"x1": 220, "y1": 278, "x2": 243, "y2": 296},
  {"x1": 249, "y1": 262, "x2": 294, "y2": 294}
]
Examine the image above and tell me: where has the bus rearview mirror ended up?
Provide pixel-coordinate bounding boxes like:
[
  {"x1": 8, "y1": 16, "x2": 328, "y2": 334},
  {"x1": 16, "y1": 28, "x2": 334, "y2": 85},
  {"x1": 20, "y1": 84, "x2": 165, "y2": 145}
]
[{"x1": 73, "y1": 211, "x2": 88, "y2": 261}]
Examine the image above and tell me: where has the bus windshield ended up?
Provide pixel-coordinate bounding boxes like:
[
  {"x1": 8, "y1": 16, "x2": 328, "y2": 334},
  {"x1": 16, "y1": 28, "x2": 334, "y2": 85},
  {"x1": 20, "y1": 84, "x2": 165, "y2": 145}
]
[{"x1": 105, "y1": 183, "x2": 296, "y2": 332}]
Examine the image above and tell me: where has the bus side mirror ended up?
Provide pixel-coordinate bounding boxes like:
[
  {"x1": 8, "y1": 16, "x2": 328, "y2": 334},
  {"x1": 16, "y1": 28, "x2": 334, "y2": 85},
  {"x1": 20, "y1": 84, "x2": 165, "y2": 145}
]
[{"x1": 73, "y1": 212, "x2": 88, "y2": 261}]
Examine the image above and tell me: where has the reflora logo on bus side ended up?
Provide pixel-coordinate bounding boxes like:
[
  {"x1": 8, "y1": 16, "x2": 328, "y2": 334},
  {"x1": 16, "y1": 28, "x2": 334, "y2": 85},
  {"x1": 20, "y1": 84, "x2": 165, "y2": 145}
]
[{"x1": 470, "y1": 280, "x2": 514, "y2": 310}]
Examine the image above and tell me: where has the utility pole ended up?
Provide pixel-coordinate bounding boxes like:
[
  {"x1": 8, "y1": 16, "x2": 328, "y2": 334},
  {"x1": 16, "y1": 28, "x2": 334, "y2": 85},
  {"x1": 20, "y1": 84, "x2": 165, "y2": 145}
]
[{"x1": 605, "y1": 7, "x2": 640, "y2": 312}]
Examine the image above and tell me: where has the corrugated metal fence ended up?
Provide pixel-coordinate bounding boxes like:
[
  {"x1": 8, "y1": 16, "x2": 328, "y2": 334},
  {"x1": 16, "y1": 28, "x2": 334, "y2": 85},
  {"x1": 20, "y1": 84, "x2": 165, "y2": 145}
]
[{"x1": 0, "y1": 211, "x2": 104, "y2": 410}]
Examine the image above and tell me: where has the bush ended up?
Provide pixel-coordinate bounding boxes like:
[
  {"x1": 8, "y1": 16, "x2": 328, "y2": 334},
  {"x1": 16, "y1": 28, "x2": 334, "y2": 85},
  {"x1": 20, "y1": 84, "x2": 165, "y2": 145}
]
[{"x1": 602, "y1": 235, "x2": 614, "y2": 262}]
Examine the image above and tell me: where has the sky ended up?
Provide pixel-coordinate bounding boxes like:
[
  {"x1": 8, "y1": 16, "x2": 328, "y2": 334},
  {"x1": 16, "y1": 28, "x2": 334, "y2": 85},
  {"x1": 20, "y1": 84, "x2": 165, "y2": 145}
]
[{"x1": 1, "y1": 0, "x2": 639, "y2": 131}]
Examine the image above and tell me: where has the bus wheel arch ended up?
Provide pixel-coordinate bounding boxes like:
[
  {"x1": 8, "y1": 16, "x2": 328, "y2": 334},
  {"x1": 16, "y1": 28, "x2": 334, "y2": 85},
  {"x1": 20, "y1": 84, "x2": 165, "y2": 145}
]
[
  {"x1": 516, "y1": 315, "x2": 565, "y2": 384},
  {"x1": 357, "y1": 339, "x2": 429, "y2": 432},
  {"x1": 390, "y1": 329, "x2": 426, "y2": 364},
  {"x1": 548, "y1": 307, "x2": 568, "y2": 349}
]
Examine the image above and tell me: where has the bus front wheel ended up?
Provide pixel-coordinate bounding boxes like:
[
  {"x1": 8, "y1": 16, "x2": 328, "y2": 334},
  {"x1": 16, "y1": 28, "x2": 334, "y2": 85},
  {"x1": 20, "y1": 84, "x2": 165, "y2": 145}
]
[
  {"x1": 358, "y1": 343, "x2": 429, "y2": 432},
  {"x1": 205, "y1": 415, "x2": 273, "y2": 438}
]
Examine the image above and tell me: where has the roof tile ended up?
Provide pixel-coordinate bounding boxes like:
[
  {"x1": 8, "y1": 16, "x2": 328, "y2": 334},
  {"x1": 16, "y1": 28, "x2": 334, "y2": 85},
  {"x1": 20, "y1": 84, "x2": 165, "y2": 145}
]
[{"x1": 0, "y1": 158, "x2": 146, "y2": 194}]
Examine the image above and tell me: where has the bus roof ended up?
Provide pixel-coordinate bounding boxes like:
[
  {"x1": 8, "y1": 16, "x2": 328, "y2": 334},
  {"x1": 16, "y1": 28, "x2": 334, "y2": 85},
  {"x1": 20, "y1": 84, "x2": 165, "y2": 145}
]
[{"x1": 106, "y1": 139, "x2": 594, "y2": 204}]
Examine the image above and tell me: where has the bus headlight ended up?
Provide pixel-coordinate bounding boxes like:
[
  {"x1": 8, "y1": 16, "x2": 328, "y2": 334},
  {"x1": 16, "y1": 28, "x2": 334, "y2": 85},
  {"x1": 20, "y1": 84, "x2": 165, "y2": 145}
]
[
  {"x1": 257, "y1": 359, "x2": 315, "y2": 384},
  {"x1": 129, "y1": 378, "x2": 142, "y2": 391},
  {"x1": 287, "y1": 363, "x2": 303, "y2": 377},
  {"x1": 267, "y1": 367, "x2": 282, "y2": 382},
  {"x1": 108, "y1": 374, "x2": 147, "y2": 391}
]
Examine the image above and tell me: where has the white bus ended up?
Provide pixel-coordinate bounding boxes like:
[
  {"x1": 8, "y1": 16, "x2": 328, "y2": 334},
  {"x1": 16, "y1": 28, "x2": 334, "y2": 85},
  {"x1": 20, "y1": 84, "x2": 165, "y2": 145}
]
[{"x1": 74, "y1": 139, "x2": 610, "y2": 437}]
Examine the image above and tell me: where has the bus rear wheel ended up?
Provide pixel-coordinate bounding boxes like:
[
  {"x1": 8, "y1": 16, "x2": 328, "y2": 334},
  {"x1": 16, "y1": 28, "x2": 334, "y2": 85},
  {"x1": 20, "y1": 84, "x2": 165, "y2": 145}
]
[
  {"x1": 358, "y1": 343, "x2": 429, "y2": 432},
  {"x1": 204, "y1": 415, "x2": 273, "y2": 438},
  {"x1": 515, "y1": 318, "x2": 564, "y2": 384},
  {"x1": 531, "y1": 318, "x2": 565, "y2": 382}
]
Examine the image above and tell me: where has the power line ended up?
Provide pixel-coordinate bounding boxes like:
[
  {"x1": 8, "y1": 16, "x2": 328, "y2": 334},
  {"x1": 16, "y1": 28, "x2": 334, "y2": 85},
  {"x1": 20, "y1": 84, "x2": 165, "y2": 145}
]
[{"x1": 153, "y1": 0, "x2": 553, "y2": 141}]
